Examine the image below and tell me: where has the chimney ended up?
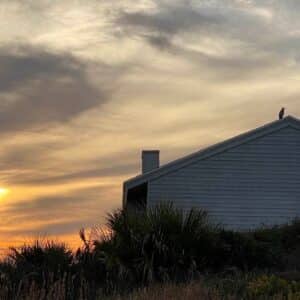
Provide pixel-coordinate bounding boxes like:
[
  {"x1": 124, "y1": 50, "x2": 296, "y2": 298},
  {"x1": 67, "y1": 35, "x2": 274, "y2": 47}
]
[{"x1": 142, "y1": 150, "x2": 160, "y2": 174}]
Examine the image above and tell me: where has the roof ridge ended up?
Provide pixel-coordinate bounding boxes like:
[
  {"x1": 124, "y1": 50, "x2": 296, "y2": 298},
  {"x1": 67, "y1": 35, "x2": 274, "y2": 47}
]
[
  {"x1": 124, "y1": 115, "x2": 300, "y2": 187},
  {"x1": 284, "y1": 115, "x2": 299, "y2": 121}
]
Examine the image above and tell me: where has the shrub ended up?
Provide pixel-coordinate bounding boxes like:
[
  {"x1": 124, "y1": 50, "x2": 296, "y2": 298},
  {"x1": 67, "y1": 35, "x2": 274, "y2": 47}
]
[
  {"x1": 1, "y1": 240, "x2": 73, "y2": 297},
  {"x1": 1, "y1": 205, "x2": 300, "y2": 298},
  {"x1": 252, "y1": 219, "x2": 300, "y2": 271},
  {"x1": 74, "y1": 229, "x2": 107, "y2": 296},
  {"x1": 213, "y1": 230, "x2": 279, "y2": 271},
  {"x1": 94, "y1": 203, "x2": 216, "y2": 287},
  {"x1": 8, "y1": 240, "x2": 73, "y2": 280},
  {"x1": 247, "y1": 274, "x2": 300, "y2": 298}
]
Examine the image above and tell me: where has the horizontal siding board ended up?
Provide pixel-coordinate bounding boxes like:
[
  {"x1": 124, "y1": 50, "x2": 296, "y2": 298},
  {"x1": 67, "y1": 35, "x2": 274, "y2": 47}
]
[{"x1": 148, "y1": 126, "x2": 300, "y2": 229}]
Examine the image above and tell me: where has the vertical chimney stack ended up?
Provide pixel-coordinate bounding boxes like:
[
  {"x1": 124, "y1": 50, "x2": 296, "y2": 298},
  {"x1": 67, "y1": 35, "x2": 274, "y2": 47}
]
[{"x1": 142, "y1": 150, "x2": 160, "y2": 174}]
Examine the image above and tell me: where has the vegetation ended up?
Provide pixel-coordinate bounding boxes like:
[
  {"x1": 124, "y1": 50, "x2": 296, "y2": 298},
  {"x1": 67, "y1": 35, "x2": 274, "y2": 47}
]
[{"x1": 0, "y1": 203, "x2": 300, "y2": 299}]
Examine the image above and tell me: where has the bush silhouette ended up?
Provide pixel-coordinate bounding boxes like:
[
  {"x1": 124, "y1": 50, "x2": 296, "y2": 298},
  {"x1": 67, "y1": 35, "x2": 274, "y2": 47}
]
[{"x1": 1, "y1": 205, "x2": 300, "y2": 298}]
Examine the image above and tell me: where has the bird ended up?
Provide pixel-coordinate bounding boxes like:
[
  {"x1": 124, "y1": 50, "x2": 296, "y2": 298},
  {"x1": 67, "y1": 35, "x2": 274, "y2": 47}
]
[{"x1": 279, "y1": 107, "x2": 285, "y2": 120}]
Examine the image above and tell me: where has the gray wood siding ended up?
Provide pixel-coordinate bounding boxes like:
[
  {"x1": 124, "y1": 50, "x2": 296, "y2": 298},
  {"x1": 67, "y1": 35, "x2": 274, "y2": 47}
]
[{"x1": 148, "y1": 126, "x2": 300, "y2": 230}]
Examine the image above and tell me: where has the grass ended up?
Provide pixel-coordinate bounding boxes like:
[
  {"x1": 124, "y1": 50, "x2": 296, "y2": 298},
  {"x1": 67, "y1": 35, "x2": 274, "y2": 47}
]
[
  {"x1": 112, "y1": 279, "x2": 300, "y2": 300},
  {"x1": 2, "y1": 277, "x2": 300, "y2": 300},
  {"x1": 110, "y1": 281, "x2": 220, "y2": 300}
]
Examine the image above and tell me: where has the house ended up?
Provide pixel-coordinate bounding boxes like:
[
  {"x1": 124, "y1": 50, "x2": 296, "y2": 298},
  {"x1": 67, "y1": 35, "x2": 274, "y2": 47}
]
[{"x1": 123, "y1": 116, "x2": 300, "y2": 230}]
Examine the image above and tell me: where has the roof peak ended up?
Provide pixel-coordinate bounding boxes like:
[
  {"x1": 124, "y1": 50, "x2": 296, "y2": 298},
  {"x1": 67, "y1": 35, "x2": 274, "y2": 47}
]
[
  {"x1": 124, "y1": 115, "x2": 300, "y2": 188},
  {"x1": 282, "y1": 115, "x2": 299, "y2": 121}
]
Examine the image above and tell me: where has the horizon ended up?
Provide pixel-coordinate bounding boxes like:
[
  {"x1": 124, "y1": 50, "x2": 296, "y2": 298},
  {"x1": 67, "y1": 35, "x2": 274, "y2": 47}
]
[{"x1": 1, "y1": 0, "x2": 300, "y2": 252}]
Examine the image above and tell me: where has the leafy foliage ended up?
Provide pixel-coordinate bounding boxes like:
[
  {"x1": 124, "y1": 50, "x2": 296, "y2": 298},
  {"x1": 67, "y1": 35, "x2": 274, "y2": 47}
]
[
  {"x1": 94, "y1": 204, "x2": 216, "y2": 286},
  {"x1": 0, "y1": 205, "x2": 300, "y2": 299}
]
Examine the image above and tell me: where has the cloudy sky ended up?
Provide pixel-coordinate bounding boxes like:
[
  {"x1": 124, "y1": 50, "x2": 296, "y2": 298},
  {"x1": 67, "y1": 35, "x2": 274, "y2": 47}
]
[{"x1": 0, "y1": 0, "x2": 300, "y2": 252}]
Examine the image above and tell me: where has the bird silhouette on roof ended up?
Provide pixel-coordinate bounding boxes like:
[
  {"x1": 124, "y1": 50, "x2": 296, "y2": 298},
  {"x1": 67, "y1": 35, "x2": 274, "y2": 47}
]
[{"x1": 279, "y1": 107, "x2": 285, "y2": 120}]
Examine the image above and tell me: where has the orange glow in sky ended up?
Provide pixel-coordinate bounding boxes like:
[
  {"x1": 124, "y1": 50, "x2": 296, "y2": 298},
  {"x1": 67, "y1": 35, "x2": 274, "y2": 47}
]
[{"x1": 0, "y1": 188, "x2": 9, "y2": 198}]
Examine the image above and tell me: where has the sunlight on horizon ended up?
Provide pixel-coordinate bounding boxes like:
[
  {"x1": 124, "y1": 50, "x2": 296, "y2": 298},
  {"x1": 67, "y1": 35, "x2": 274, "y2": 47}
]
[{"x1": 0, "y1": 188, "x2": 9, "y2": 199}]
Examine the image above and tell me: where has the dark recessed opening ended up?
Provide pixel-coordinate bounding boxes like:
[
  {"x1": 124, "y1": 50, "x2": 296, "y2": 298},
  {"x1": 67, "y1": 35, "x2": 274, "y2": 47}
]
[{"x1": 126, "y1": 182, "x2": 147, "y2": 211}]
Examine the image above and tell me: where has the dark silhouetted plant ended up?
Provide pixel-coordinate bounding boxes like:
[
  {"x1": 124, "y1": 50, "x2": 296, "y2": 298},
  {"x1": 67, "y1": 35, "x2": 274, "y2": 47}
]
[{"x1": 93, "y1": 203, "x2": 217, "y2": 288}]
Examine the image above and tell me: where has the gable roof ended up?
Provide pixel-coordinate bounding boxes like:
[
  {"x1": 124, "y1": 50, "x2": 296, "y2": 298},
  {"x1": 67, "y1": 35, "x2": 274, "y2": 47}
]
[{"x1": 124, "y1": 116, "x2": 300, "y2": 189}]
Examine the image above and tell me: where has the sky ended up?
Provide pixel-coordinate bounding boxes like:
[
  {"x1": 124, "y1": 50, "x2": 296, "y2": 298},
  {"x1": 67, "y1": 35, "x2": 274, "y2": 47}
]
[{"x1": 0, "y1": 0, "x2": 300, "y2": 253}]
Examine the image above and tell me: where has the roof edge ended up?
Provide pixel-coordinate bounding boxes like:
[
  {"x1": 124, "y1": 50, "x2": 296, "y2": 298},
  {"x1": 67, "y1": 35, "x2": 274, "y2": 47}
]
[{"x1": 124, "y1": 115, "x2": 300, "y2": 188}]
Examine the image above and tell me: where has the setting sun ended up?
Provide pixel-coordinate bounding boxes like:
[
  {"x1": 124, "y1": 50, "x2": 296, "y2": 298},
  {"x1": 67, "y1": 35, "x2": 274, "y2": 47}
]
[{"x1": 0, "y1": 188, "x2": 9, "y2": 198}]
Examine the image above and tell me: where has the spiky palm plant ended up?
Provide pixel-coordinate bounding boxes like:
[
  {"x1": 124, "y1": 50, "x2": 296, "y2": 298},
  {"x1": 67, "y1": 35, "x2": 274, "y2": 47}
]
[
  {"x1": 93, "y1": 203, "x2": 216, "y2": 287},
  {"x1": 8, "y1": 239, "x2": 73, "y2": 289}
]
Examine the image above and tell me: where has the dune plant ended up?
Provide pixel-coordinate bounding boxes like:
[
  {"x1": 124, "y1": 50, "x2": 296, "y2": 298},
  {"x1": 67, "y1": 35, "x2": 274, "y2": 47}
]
[
  {"x1": 93, "y1": 203, "x2": 217, "y2": 288},
  {"x1": 0, "y1": 205, "x2": 300, "y2": 299},
  {"x1": 9, "y1": 240, "x2": 72, "y2": 276}
]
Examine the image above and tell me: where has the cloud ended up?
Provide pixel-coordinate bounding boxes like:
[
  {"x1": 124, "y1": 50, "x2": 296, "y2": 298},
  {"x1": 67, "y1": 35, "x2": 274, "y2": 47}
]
[
  {"x1": 0, "y1": 185, "x2": 117, "y2": 237},
  {"x1": 113, "y1": 0, "x2": 300, "y2": 81},
  {"x1": 0, "y1": 140, "x2": 63, "y2": 169},
  {"x1": 0, "y1": 44, "x2": 117, "y2": 134},
  {"x1": 116, "y1": 3, "x2": 224, "y2": 52},
  {"x1": 118, "y1": 4, "x2": 223, "y2": 37},
  {"x1": 0, "y1": 45, "x2": 83, "y2": 91},
  {"x1": 0, "y1": 137, "x2": 137, "y2": 186},
  {"x1": 2, "y1": 160, "x2": 137, "y2": 186},
  {"x1": 117, "y1": 2, "x2": 266, "y2": 41},
  {"x1": 12, "y1": 163, "x2": 137, "y2": 186}
]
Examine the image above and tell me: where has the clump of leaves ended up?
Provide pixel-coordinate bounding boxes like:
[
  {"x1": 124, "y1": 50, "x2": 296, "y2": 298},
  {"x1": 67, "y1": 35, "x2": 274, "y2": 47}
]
[{"x1": 94, "y1": 203, "x2": 217, "y2": 287}]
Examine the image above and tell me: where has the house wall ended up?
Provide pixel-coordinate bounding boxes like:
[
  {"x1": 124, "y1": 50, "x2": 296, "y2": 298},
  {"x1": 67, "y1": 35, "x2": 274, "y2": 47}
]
[{"x1": 148, "y1": 126, "x2": 300, "y2": 230}]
